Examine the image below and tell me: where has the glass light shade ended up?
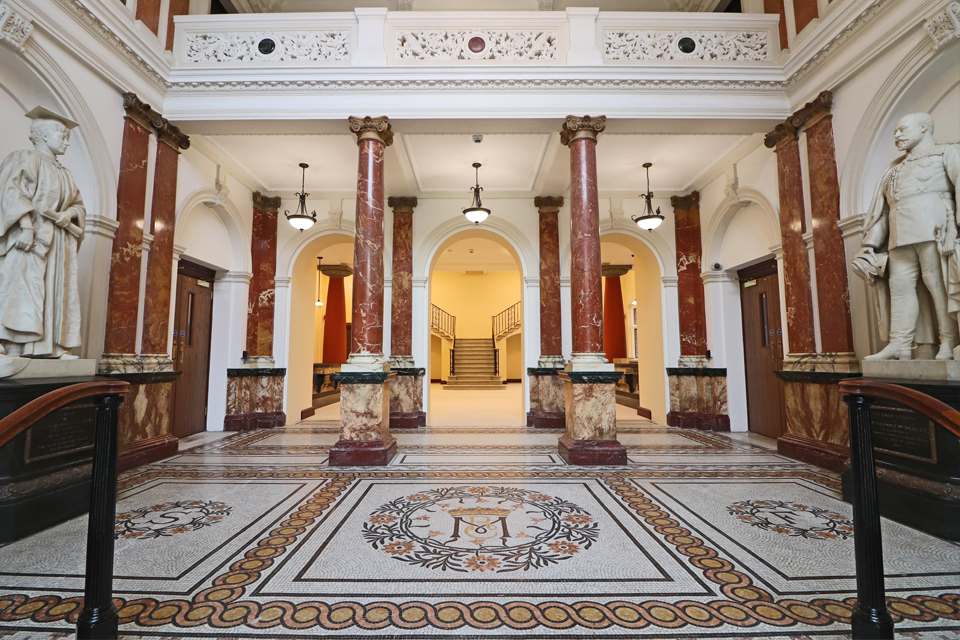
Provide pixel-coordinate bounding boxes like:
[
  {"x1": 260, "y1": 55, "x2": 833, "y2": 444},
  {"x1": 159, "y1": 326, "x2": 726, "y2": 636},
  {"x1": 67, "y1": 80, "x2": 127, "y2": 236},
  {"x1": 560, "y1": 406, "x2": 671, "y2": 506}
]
[
  {"x1": 463, "y1": 207, "x2": 490, "y2": 224},
  {"x1": 287, "y1": 214, "x2": 316, "y2": 231},
  {"x1": 635, "y1": 214, "x2": 663, "y2": 230},
  {"x1": 315, "y1": 300, "x2": 324, "y2": 307}
]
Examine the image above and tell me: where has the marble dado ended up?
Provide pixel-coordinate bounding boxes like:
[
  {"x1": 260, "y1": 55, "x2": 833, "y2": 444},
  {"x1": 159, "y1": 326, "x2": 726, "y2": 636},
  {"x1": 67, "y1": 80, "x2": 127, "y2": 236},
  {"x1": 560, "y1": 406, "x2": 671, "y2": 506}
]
[
  {"x1": 559, "y1": 370, "x2": 626, "y2": 465},
  {"x1": 331, "y1": 371, "x2": 397, "y2": 465},
  {"x1": 225, "y1": 369, "x2": 286, "y2": 431},
  {"x1": 116, "y1": 379, "x2": 178, "y2": 472},
  {"x1": 666, "y1": 368, "x2": 729, "y2": 432},
  {"x1": 527, "y1": 368, "x2": 565, "y2": 429},
  {"x1": 98, "y1": 355, "x2": 175, "y2": 375},
  {"x1": 389, "y1": 367, "x2": 425, "y2": 429}
]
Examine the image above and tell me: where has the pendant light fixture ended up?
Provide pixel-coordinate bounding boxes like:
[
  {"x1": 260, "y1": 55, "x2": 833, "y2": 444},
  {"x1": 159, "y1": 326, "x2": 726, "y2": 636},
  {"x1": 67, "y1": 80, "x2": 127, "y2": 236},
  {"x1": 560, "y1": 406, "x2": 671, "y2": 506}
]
[
  {"x1": 632, "y1": 162, "x2": 664, "y2": 231},
  {"x1": 462, "y1": 162, "x2": 490, "y2": 225},
  {"x1": 285, "y1": 162, "x2": 317, "y2": 231},
  {"x1": 315, "y1": 256, "x2": 324, "y2": 307}
]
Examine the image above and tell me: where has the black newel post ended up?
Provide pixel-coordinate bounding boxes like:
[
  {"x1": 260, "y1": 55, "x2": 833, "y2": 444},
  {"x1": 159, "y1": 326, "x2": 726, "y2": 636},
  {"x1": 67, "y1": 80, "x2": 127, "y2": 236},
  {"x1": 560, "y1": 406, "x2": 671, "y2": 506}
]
[
  {"x1": 77, "y1": 394, "x2": 124, "y2": 640},
  {"x1": 843, "y1": 393, "x2": 894, "y2": 640}
]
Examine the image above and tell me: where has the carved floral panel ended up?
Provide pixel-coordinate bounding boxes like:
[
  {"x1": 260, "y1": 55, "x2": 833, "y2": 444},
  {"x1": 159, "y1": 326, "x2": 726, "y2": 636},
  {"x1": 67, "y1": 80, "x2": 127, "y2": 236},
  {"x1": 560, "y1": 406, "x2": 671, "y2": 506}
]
[
  {"x1": 396, "y1": 30, "x2": 558, "y2": 61},
  {"x1": 184, "y1": 31, "x2": 350, "y2": 63},
  {"x1": 604, "y1": 31, "x2": 768, "y2": 62},
  {"x1": 923, "y1": 1, "x2": 960, "y2": 49},
  {"x1": 0, "y1": 1, "x2": 33, "y2": 52}
]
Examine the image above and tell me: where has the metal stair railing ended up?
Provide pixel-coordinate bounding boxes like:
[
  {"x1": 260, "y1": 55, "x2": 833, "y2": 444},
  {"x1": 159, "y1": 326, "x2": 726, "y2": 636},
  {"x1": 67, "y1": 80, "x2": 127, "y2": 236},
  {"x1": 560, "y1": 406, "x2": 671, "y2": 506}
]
[
  {"x1": 431, "y1": 304, "x2": 456, "y2": 340},
  {"x1": 0, "y1": 380, "x2": 130, "y2": 640},
  {"x1": 838, "y1": 379, "x2": 960, "y2": 640},
  {"x1": 492, "y1": 301, "x2": 521, "y2": 342}
]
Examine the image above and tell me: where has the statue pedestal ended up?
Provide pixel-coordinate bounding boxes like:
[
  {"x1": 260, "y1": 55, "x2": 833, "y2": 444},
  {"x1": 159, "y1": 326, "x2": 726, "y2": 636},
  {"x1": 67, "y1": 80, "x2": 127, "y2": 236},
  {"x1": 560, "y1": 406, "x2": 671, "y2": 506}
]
[
  {"x1": 3, "y1": 358, "x2": 96, "y2": 380},
  {"x1": 0, "y1": 367, "x2": 105, "y2": 542},
  {"x1": 841, "y1": 365, "x2": 959, "y2": 541}
]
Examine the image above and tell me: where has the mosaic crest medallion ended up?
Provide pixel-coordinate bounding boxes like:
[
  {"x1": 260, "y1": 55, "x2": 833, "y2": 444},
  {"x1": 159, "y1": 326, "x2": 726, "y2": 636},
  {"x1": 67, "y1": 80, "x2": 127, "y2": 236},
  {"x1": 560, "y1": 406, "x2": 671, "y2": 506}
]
[
  {"x1": 727, "y1": 500, "x2": 854, "y2": 540},
  {"x1": 363, "y1": 486, "x2": 597, "y2": 573},
  {"x1": 115, "y1": 500, "x2": 232, "y2": 540}
]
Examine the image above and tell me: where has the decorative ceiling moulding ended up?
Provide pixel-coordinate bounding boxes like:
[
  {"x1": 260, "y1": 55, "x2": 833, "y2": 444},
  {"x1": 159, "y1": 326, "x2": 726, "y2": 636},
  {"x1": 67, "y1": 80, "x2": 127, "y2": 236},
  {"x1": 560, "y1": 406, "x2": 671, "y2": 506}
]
[
  {"x1": 0, "y1": 1, "x2": 33, "y2": 52},
  {"x1": 924, "y1": 1, "x2": 960, "y2": 49},
  {"x1": 604, "y1": 31, "x2": 769, "y2": 62},
  {"x1": 395, "y1": 30, "x2": 559, "y2": 62},
  {"x1": 183, "y1": 31, "x2": 350, "y2": 64}
]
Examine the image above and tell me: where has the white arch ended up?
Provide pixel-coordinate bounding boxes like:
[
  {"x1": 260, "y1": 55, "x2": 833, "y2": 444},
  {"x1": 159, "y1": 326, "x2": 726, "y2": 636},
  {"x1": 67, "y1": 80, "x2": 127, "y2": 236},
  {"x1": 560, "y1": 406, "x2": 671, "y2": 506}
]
[
  {"x1": 415, "y1": 215, "x2": 536, "y2": 279},
  {"x1": 702, "y1": 187, "x2": 781, "y2": 267},
  {"x1": 277, "y1": 218, "x2": 357, "y2": 280},
  {"x1": 175, "y1": 187, "x2": 251, "y2": 274},
  {"x1": 559, "y1": 220, "x2": 677, "y2": 279}
]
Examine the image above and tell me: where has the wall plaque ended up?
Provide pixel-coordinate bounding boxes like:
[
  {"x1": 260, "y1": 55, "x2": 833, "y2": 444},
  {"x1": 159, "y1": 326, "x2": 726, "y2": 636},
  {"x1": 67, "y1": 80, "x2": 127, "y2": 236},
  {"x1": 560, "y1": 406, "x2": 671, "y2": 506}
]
[
  {"x1": 869, "y1": 405, "x2": 937, "y2": 464},
  {"x1": 23, "y1": 405, "x2": 97, "y2": 463}
]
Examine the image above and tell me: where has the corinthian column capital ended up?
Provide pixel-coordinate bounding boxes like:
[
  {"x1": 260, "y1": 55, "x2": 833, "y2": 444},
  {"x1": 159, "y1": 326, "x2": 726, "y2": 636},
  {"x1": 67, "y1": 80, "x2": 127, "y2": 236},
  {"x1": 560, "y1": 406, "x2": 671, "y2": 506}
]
[
  {"x1": 560, "y1": 115, "x2": 606, "y2": 146},
  {"x1": 348, "y1": 116, "x2": 394, "y2": 146}
]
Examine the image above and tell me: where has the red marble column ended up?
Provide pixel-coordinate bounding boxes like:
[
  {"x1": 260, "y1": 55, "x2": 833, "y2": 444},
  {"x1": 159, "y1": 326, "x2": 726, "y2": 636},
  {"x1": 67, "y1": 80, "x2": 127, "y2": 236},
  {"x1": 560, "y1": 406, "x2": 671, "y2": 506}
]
[
  {"x1": 803, "y1": 96, "x2": 855, "y2": 355},
  {"x1": 563, "y1": 116, "x2": 605, "y2": 358},
  {"x1": 246, "y1": 192, "x2": 281, "y2": 359},
  {"x1": 388, "y1": 196, "x2": 416, "y2": 358},
  {"x1": 140, "y1": 123, "x2": 190, "y2": 356},
  {"x1": 765, "y1": 125, "x2": 817, "y2": 356},
  {"x1": 103, "y1": 94, "x2": 152, "y2": 357},
  {"x1": 602, "y1": 274, "x2": 627, "y2": 362},
  {"x1": 322, "y1": 276, "x2": 348, "y2": 364},
  {"x1": 348, "y1": 116, "x2": 393, "y2": 360},
  {"x1": 671, "y1": 192, "x2": 708, "y2": 358},
  {"x1": 536, "y1": 196, "x2": 564, "y2": 359}
]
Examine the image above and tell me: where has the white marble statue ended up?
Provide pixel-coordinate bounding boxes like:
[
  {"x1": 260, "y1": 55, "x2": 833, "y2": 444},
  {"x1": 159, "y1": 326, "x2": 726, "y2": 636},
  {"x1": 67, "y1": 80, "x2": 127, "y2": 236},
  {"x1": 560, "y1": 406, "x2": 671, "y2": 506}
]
[
  {"x1": 853, "y1": 113, "x2": 959, "y2": 361},
  {"x1": 0, "y1": 107, "x2": 85, "y2": 375}
]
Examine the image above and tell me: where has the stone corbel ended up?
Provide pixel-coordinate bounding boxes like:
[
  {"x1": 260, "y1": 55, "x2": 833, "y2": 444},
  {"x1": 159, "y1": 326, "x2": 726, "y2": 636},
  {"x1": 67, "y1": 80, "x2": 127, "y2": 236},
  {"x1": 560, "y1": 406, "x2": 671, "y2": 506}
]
[
  {"x1": 924, "y1": 1, "x2": 960, "y2": 50},
  {"x1": 142, "y1": 231, "x2": 155, "y2": 252},
  {"x1": 838, "y1": 213, "x2": 865, "y2": 240},
  {"x1": 84, "y1": 214, "x2": 121, "y2": 241},
  {"x1": 0, "y1": 1, "x2": 33, "y2": 52},
  {"x1": 172, "y1": 243, "x2": 187, "y2": 261}
]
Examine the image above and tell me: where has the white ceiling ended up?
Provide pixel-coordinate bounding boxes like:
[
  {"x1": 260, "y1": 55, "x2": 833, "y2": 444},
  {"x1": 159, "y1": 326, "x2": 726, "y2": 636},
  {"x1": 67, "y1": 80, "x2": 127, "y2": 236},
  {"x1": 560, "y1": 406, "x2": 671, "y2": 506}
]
[
  {"x1": 600, "y1": 241, "x2": 635, "y2": 266},
  {"x1": 434, "y1": 237, "x2": 518, "y2": 271},
  {"x1": 316, "y1": 241, "x2": 355, "y2": 267}
]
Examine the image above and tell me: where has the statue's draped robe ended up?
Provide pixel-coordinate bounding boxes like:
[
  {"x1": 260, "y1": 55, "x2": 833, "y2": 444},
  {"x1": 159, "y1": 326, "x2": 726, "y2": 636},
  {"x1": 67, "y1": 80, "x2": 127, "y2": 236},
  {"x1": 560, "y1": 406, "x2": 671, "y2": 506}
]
[{"x1": 0, "y1": 149, "x2": 85, "y2": 356}]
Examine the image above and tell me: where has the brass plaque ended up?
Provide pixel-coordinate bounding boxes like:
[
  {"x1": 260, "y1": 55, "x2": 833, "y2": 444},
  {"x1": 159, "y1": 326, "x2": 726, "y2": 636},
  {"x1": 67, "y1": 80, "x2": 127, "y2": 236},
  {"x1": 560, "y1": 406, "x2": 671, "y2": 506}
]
[
  {"x1": 869, "y1": 405, "x2": 937, "y2": 464},
  {"x1": 24, "y1": 406, "x2": 97, "y2": 463}
]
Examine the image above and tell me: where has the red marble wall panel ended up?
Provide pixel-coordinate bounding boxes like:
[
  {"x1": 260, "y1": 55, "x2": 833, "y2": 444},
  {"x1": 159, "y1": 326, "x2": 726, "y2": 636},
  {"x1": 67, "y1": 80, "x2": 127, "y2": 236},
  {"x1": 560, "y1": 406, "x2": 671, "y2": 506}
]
[
  {"x1": 792, "y1": 0, "x2": 819, "y2": 35},
  {"x1": 764, "y1": 0, "x2": 788, "y2": 49},
  {"x1": 140, "y1": 141, "x2": 179, "y2": 355},
  {"x1": 568, "y1": 137, "x2": 604, "y2": 355},
  {"x1": 537, "y1": 200, "x2": 563, "y2": 357},
  {"x1": 246, "y1": 201, "x2": 263, "y2": 355},
  {"x1": 323, "y1": 277, "x2": 348, "y2": 363},
  {"x1": 775, "y1": 139, "x2": 817, "y2": 354},
  {"x1": 351, "y1": 138, "x2": 386, "y2": 356},
  {"x1": 671, "y1": 192, "x2": 707, "y2": 356},
  {"x1": 135, "y1": 0, "x2": 162, "y2": 36},
  {"x1": 389, "y1": 202, "x2": 414, "y2": 357},
  {"x1": 603, "y1": 276, "x2": 627, "y2": 361},
  {"x1": 805, "y1": 116, "x2": 854, "y2": 354},
  {"x1": 165, "y1": 0, "x2": 189, "y2": 50},
  {"x1": 103, "y1": 117, "x2": 150, "y2": 355},
  {"x1": 246, "y1": 193, "x2": 280, "y2": 358}
]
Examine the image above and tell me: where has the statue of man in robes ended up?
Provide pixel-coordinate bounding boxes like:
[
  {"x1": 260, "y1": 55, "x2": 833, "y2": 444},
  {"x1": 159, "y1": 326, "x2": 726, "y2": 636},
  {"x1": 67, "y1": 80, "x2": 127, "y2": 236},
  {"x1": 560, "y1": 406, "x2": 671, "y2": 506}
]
[
  {"x1": 0, "y1": 107, "x2": 85, "y2": 373},
  {"x1": 853, "y1": 113, "x2": 959, "y2": 361}
]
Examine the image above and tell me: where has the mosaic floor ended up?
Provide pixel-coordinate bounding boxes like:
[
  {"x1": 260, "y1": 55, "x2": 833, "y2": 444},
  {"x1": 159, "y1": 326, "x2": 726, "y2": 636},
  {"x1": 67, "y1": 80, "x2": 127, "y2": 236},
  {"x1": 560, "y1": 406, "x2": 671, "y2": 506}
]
[{"x1": 1, "y1": 417, "x2": 958, "y2": 639}]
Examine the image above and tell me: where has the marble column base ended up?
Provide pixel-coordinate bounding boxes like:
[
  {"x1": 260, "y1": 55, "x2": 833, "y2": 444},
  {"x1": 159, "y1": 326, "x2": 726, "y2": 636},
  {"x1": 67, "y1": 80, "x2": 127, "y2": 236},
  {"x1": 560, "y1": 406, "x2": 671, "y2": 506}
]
[
  {"x1": 558, "y1": 434, "x2": 627, "y2": 465},
  {"x1": 527, "y1": 411, "x2": 565, "y2": 429},
  {"x1": 666, "y1": 411, "x2": 731, "y2": 431},
  {"x1": 527, "y1": 367, "x2": 565, "y2": 429},
  {"x1": 224, "y1": 411, "x2": 286, "y2": 431},
  {"x1": 389, "y1": 368, "x2": 424, "y2": 429},
  {"x1": 389, "y1": 411, "x2": 426, "y2": 429},
  {"x1": 225, "y1": 368, "x2": 287, "y2": 431},
  {"x1": 332, "y1": 371, "x2": 396, "y2": 466},
  {"x1": 559, "y1": 369, "x2": 624, "y2": 465}
]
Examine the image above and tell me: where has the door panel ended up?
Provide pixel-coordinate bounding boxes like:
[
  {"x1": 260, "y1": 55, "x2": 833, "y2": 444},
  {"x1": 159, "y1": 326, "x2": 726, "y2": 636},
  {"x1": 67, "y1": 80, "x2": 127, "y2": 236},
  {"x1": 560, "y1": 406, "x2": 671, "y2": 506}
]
[
  {"x1": 171, "y1": 272, "x2": 214, "y2": 438},
  {"x1": 739, "y1": 261, "x2": 785, "y2": 438}
]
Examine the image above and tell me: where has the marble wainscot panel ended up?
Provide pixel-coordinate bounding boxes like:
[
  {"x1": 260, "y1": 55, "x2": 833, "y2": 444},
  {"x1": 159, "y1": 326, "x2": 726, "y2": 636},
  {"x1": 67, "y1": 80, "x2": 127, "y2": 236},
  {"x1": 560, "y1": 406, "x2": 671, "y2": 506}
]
[
  {"x1": 666, "y1": 367, "x2": 730, "y2": 431},
  {"x1": 330, "y1": 370, "x2": 397, "y2": 465},
  {"x1": 527, "y1": 367, "x2": 565, "y2": 429},
  {"x1": 775, "y1": 370, "x2": 858, "y2": 472},
  {"x1": 558, "y1": 370, "x2": 626, "y2": 465},
  {"x1": 389, "y1": 367, "x2": 425, "y2": 429},
  {"x1": 224, "y1": 368, "x2": 286, "y2": 431},
  {"x1": 108, "y1": 371, "x2": 180, "y2": 471}
]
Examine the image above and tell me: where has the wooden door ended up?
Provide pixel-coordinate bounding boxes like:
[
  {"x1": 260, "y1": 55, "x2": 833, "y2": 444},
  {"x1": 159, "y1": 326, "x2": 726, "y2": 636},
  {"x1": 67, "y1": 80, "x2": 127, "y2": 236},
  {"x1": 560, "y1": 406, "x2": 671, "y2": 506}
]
[
  {"x1": 738, "y1": 260, "x2": 785, "y2": 438},
  {"x1": 171, "y1": 263, "x2": 215, "y2": 438}
]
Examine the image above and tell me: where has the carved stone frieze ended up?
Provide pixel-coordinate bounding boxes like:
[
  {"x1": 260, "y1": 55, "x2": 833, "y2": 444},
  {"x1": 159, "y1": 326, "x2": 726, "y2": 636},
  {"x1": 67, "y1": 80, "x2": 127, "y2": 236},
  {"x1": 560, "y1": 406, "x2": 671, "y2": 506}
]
[
  {"x1": 560, "y1": 115, "x2": 606, "y2": 146},
  {"x1": 348, "y1": 116, "x2": 394, "y2": 146},
  {"x1": 0, "y1": 1, "x2": 33, "y2": 52},
  {"x1": 396, "y1": 30, "x2": 557, "y2": 61},
  {"x1": 387, "y1": 196, "x2": 418, "y2": 211},
  {"x1": 604, "y1": 30, "x2": 768, "y2": 62},
  {"x1": 184, "y1": 31, "x2": 349, "y2": 63},
  {"x1": 924, "y1": 1, "x2": 960, "y2": 49}
]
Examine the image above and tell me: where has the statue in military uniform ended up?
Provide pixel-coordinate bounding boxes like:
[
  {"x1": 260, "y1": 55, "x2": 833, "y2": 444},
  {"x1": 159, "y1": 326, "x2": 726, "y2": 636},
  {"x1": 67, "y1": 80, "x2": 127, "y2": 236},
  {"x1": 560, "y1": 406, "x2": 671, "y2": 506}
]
[{"x1": 854, "y1": 113, "x2": 959, "y2": 361}]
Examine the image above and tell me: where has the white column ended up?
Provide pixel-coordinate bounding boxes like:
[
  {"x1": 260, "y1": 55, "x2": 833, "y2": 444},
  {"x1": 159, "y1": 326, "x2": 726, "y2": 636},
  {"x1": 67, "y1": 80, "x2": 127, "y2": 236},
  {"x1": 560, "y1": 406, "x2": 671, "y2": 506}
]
[
  {"x1": 559, "y1": 275, "x2": 572, "y2": 360},
  {"x1": 523, "y1": 275, "x2": 541, "y2": 414},
  {"x1": 208, "y1": 270, "x2": 251, "y2": 432},
  {"x1": 770, "y1": 244, "x2": 790, "y2": 356},
  {"x1": 661, "y1": 275, "x2": 680, "y2": 414},
  {"x1": 412, "y1": 276, "x2": 429, "y2": 415},
  {"x1": 274, "y1": 275, "x2": 292, "y2": 421},
  {"x1": 169, "y1": 243, "x2": 187, "y2": 357},
  {"x1": 702, "y1": 271, "x2": 748, "y2": 432},
  {"x1": 353, "y1": 7, "x2": 388, "y2": 66},
  {"x1": 565, "y1": 7, "x2": 602, "y2": 65},
  {"x1": 802, "y1": 230, "x2": 821, "y2": 353},
  {"x1": 79, "y1": 215, "x2": 120, "y2": 361},
  {"x1": 383, "y1": 276, "x2": 393, "y2": 359}
]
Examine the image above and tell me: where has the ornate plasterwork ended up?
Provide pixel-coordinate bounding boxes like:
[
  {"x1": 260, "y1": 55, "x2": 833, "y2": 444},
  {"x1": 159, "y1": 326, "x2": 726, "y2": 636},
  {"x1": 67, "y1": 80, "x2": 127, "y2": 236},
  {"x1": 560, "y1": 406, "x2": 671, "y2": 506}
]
[
  {"x1": 924, "y1": 1, "x2": 960, "y2": 49},
  {"x1": 348, "y1": 115, "x2": 394, "y2": 146},
  {"x1": 0, "y1": 1, "x2": 33, "y2": 52},
  {"x1": 604, "y1": 31, "x2": 768, "y2": 62},
  {"x1": 185, "y1": 31, "x2": 349, "y2": 63},
  {"x1": 396, "y1": 30, "x2": 557, "y2": 61}
]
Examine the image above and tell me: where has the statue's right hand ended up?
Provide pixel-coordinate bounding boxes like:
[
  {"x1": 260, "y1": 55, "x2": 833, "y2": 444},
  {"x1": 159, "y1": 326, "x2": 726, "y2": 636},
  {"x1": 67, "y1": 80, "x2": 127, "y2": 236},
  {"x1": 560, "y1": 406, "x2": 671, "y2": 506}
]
[
  {"x1": 14, "y1": 228, "x2": 34, "y2": 251},
  {"x1": 860, "y1": 246, "x2": 875, "y2": 255}
]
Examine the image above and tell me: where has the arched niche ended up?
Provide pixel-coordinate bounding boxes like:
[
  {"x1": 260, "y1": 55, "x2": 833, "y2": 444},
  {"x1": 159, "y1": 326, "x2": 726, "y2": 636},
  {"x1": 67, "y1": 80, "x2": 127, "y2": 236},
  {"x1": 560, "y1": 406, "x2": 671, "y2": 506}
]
[
  {"x1": 175, "y1": 188, "x2": 250, "y2": 273},
  {"x1": 703, "y1": 188, "x2": 781, "y2": 271}
]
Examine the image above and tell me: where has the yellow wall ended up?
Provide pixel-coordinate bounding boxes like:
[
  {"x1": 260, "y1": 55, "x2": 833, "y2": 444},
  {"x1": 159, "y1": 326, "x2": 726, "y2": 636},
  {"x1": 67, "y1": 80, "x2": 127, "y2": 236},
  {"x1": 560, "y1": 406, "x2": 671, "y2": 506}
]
[
  {"x1": 430, "y1": 271, "x2": 522, "y2": 338},
  {"x1": 505, "y1": 334, "x2": 522, "y2": 379},
  {"x1": 634, "y1": 250, "x2": 667, "y2": 423},
  {"x1": 313, "y1": 272, "x2": 353, "y2": 363},
  {"x1": 620, "y1": 269, "x2": 637, "y2": 359}
]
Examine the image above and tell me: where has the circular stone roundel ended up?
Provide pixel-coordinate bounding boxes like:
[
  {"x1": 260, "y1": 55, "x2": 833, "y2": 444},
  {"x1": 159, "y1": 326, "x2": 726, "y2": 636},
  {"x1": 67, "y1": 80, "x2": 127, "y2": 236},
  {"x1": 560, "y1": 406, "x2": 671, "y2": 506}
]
[
  {"x1": 727, "y1": 500, "x2": 854, "y2": 540},
  {"x1": 115, "y1": 500, "x2": 232, "y2": 540},
  {"x1": 363, "y1": 486, "x2": 597, "y2": 573}
]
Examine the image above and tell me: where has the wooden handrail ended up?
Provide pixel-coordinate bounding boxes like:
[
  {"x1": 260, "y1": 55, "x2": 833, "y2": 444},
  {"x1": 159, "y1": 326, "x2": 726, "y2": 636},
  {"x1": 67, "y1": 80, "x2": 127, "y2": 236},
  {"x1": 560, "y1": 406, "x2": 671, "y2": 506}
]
[
  {"x1": 0, "y1": 380, "x2": 129, "y2": 449},
  {"x1": 838, "y1": 379, "x2": 960, "y2": 437}
]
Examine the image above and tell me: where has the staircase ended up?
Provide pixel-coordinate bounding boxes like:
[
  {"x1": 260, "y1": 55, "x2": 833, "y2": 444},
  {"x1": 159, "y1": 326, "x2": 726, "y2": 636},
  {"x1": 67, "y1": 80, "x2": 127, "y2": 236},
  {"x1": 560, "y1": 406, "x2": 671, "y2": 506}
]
[{"x1": 445, "y1": 338, "x2": 504, "y2": 390}]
